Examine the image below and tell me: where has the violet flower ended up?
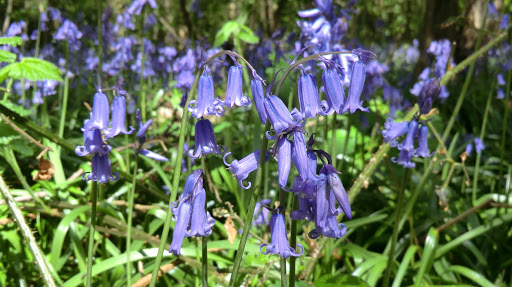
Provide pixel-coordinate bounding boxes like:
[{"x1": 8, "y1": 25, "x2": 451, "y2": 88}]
[
  {"x1": 54, "y1": 19, "x2": 83, "y2": 51},
  {"x1": 320, "y1": 164, "x2": 352, "y2": 219},
  {"x1": 474, "y1": 137, "x2": 485, "y2": 154},
  {"x1": 323, "y1": 68, "x2": 346, "y2": 114},
  {"x1": 382, "y1": 118, "x2": 409, "y2": 147},
  {"x1": 169, "y1": 169, "x2": 215, "y2": 255},
  {"x1": 88, "y1": 92, "x2": 110, "y2": 131},
  {"x1": 253, "y1": 199, "x2": 271, "y2": 226},
  {"x1": 188, "y1": 70, "x2": 224, "y2": 118},
  {"x1": 127, "y1": 0, "x2": 158, "y2": 15},
  {"x1": 392, "y1": 149, "x2": 415, "y2": 168},
  {"x1": 297, "y1": 72, "x2": 329, "y2": 118},
  {"x1": 418, "y1": 78, "x2": 441, "y2": 115},
  {"x1": 105, "y1": 96, "x2": 135, "y2": 138},
  {"x1": 291, "y1": 130, "x2": 309, "y2": 179},
  {"x1": 135, "y1": 109, "x2": 168, "y2": 161},
  {"x1": 75, "y1": 123, "x2": 112, "y2": 157},
  {"x1": 83, "y1": 153, "x2": 120, "y2": 183},
  {"x1": 276, "y1": 136, "x2": 292, "y2": 188},
  {"x1": 223, "y1": 65, "x2": 251, "y2": 108},
  {"x1": 264, "y1": 94, "x2": 304, "y2": 140},
  {"x1": 415, "y1": 125, "x2": 433, "y2": 158},
  {"x1": 342, "y1": 61, "x2": 369, "y2": 113},
  {"x1": 398, "y1": 120, "x2": 419, "y2": 153},
  {"x1": 188, "y1": 118, "x2": 225, "y2": 159},
  {"x1": 250, "y1": 79, "x2": 267, "y2": 124},
  {"x1": 260, "y1": 212, "x2": 304, "y2": 258},
  {"x1": 223, "y1": 150, "x2": 270, "y2": 189}
]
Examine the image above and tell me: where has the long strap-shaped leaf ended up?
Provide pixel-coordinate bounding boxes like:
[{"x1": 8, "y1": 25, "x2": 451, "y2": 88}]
[{"x1": 0, "y1": 175, "x2": 57, "y2": 287}]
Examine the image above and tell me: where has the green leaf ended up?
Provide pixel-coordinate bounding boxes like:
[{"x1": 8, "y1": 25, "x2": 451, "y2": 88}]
[
  {"x1": 0, "y1": 57, "x2": 63, "y2": 83},
  {"x1": 415, "y1": 227, "x2": 439, "y2": 284},
  {"x1": 392, "y1": 245, "x2": 417, "y2": 287},
  {"x1": 449, "y1": 265, "x2": 494, "y2": 287},
  {"x1": 50, "y1": 205, "x2": 92, "y2": 271},
  {"x1": 0, "y1": 36, "x2": 22, "y2": 47},
  {"x1": 213, "y1": 21, "x2": 238, "y2": 47},
  {"x1": 314, "y1": 273, "x2": 370, "y2": 287},
  {"x1": 0, "y1": 50, "x2": 17, "y2": 63},
  {"x1": 238, "y1": 24, "x2": 259, "y2": 44}
]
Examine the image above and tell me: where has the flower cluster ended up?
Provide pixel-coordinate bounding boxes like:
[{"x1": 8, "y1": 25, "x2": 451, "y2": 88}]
[
  {"x1": 382, "y1": 78, "x2": 441, "y2": 168},
  {"x1": 169, "y1": 169, "x2": 215, "y2": 255},
  {"x1": 75, "y1": 89, "x2": 167, "y2": 183},
  {"x1": 410, "y1": 40, "x2": 453, "y2": 100}
]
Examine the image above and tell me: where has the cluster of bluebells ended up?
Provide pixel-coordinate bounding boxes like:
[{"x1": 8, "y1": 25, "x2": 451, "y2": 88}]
[
  {"x1": 410, "y1": 40, "x2": 454, "y2": 100},
  {"x1": 168, "y1": 45, "x2": 370, "y2": 257},
  {"x1": 382, "y1": 78, "x2": 441, "y2": 168},
  {"x1": 169, "y1": 169, "x2": 214, "y2": 255},
  {"x1": 75, "y1": 89, "x2": 167, "y2": 183}
]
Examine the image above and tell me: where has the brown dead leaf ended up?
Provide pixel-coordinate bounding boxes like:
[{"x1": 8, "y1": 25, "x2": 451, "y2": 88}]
[{"x1": 224, "y1": 216, "x2": 237, "y2": 244}]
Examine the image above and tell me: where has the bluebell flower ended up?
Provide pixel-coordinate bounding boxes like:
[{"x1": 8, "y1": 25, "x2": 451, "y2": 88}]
[
  {"x1": 135, "y1": 109, "x2": 168, "y2": 161},
  {"x1": 169, "y1": 197, "x2": 192, "y2": 255},
  {"x1": 342, "y1": 61, "x2": 369, "y2": 113},
  {"x1": 276, "y1": 136, "x2": 292, "y2": 188},
  {"x1": 223, "y1": 150, "x2": 270, "y2": 189},
  {"x1": 83, "y1": 153, "x2": 120, "y2": 183},
  {"x1": 105, "y1": 96, "x2": 135, "y2": 138},
  {"x1": 382, "y1": 118, "x2": 409, "y2": 147},
  {"x1": 127, "y1": 0, "x2": 158, "y2": 15},
  {"x1": 88, "y1": 92, "x2": 110, "y2": 131},
  {"x1": 309, "y1": 215, "x2": 347, "y2": 239},
  {"x1": 474, "y1": 137, "x2": 485, "y2": 154},
  {"x1": 465, "y1": 143, "x2": 473, "y2": 156},
  {"x1": 188, "y1": 118, "x2": 225, "y2": 159},
  {"x1": 398, "y1": 120, "x2": 419, "y2": 153},
  {"x1": 415, "y1": 125, "x2": 433, "y2": 158},
  {"x1": 48, "y1": 7, "x2": 63, "y2": 22},
  {"x1": 250, "y1": 79, "x2": 267, "y2": 124},
  {"x1": 188, "y1": 69, "x2": 224, "y2": 118},
  {"x1": 500, "y1": 14, "x2": 509, "y2": 29},
  {"x1": 297, "y1": 72, "x2": 329, "y2": 118},
  {"x1": 392, "y1": 149, "x2": 415, "y2": 168},
  {"x1": 497, "y1": 74, "x2": 506, "y2": 99},
  {"x1": 253, "y1": 199, "x2": 271, "y2": 226},
  {"x1": 290, "y1": 196, "x2": 314, "y2": 221},
  {"x1": 320, "y1": 164, "x2": 352, "y2": 219},
  {"x1": 188, "y1": 187, "x2": 215, "y2": 237},
  {"x1": 223, "y1": 65, "x2": 251, "y2": 108},
  {"x1": 260, "y1": 212, "x2": 304, "y2": 258},
  {"x1": 323, "y1": 68, "x2": 346, "y2": 114},
  {"x1": 6, "y1": 21, "x2": 28, "y2": 42},
  {"x1": 418, "y1": 78, "x2": 441, "y2": 115},
  {"x1": 264, "y1": 94, "x2": 304, "y2": 140},
  {"x1": 54, "y1": 19, "x2": 83, "y2": 51},
  {"x1": 291, "y1": 130, "x2": 309, "y2": 179},
  {"x1": 169, "y1": 169, "x2": 214, "y2": 255},
  {"x1": 75, "y1": 123, "x2": 112, "y2": 157}
]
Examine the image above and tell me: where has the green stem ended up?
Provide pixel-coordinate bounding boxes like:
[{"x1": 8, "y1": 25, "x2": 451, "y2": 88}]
[
  {"x1": 229, "y1": 121, "x2": 272, "y2": 287},
  {"x1": 58, "y1": 47, "x2": 69, "y2": 139},
  {"x1": 2, "y1": 77, "x2": 14, "y2": 101},
  {"x1": 202, "y1": 236, "x2": 208, "y2": 287},
  {"x1": 339, "y1": 117, "x2": 351, "y2": 171},
  {"x1": 498, "y1": 33, "x2": 512, "y2": 201},
  {"x1": 0, "y1": 175, "x2": 57, "y2": 287},
  {"x1": 126, "y1": 156, "x2": 138, "y2": 286},
  {"x1": 288, "y1": 197, "x2": 298, "y2": 287},
  {"x1": 86, "y1": 182, "x2": 98, "y2": 287},
  {"x1": 472, "y1": 85, "x2": 493, "y2": 203},
  {"x1": 2, "y1": 146, "x2": 50, "y2": 210},
  {"x1": 148, "y1": 70, "x2": 201, "y2": 287},
  {"x1": 382, "y1": 169, "x2": 410, "y2": 287},
  {"x1": 280, "y1": 257, "x2": 287, "y2": 287}
]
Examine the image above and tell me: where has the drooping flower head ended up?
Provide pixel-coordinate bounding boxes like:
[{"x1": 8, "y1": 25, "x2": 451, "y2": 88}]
[
  {"x1": 188, "y1": 69, "x2": 224, "y2": 118},
  {"x1": 297, "y1": 71, "x2": 329, "y2": 118},
  {"x1": 223, "y1": 150, "x2": 270, "y2": 189},
  {"x1": 260, "y1": 210, "x2": 304, "y2": 258},
  {"x1": 223, "y1": 64, "x2": 251, "y2": 108},
  {"x1": 188, "y1": 118, "x2": 225, "y2": 159},
  {"x1": 135, "y1": 109, "x2": 168, "y2": 161},
  {"x1": 250, "y1": 78, "x2": 267, "y2": 124},
  {"x1": 264, "y1": 94, "x2": 304, "y2": 140},
  {"x1": 418, "y1": 78, "x2": 441, "y2": 115},
  {"x1": 342, "y1": 60, "x2": 369, "y2": 114},
  {"x1": 169, "y1": 169, "x2": 215, "y2": 256}
]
